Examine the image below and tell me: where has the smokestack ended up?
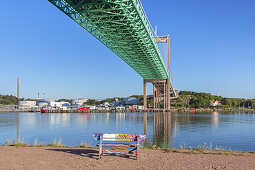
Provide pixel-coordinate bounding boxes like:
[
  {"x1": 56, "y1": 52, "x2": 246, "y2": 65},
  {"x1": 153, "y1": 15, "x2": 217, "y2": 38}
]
[
  {"x1": 38, "y1": 92, "x2": 40, "y2": 100},
  {"x1": 17, "y1": 77, "x2": 20, "y2": 100}
]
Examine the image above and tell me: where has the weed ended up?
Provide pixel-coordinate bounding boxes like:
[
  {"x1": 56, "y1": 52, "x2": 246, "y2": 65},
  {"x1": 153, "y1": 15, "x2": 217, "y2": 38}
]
[
  {"x1": 231, "y1": 153, "x2": 246, "y2": 156},
  {"x1": 33, "y1": 138, "x2": 38, "y2": 146},
  {"x1": 3, "y1": 140, "x2": 9, "y2": 145},
  {"x1": 172, "y1": 150, "x2": 180, "y2": 153},
  {"x1": 152, "y1": 144, "x2": 157, "y2": 150},
  {"x1": 162, "y1": 148, "x2": 172, "y2": 152},
  {"x1": 48, "y1": 138, "x2": 64, "y2": 147},
  {"x1": 77, "y1": 141, "x2": 89, "y2": 148}
]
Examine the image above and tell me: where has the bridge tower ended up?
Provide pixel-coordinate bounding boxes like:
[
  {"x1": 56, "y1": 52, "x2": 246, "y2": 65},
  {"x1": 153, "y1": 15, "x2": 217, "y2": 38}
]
[{"x1": 144, "y1": 36, "x2": 173, "y2": 111}]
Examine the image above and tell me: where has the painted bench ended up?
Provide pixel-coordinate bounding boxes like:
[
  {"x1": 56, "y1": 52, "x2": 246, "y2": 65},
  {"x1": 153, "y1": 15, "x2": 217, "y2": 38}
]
[{"x1": 92, "y1": 133, "x2": 147, "y2": 159}]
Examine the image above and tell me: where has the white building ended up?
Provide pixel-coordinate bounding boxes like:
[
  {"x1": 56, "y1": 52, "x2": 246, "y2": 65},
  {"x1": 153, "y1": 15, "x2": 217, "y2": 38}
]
[
  {"x1": 37, "y1": 99, "x2": 54, "y2": 108},
  {"x1": 209, "y1": 100, "x2": 222, "y2": 107},
  {"x1": 89, "y1": 105, "x2": 96, "y2": 110},
  {"x1": 116, "y1": 106, "x2": 125, "y2": 110},
  {"x1": 49, "y1": 102, "x2": 70, "y2": 107},
  {"x1": 18, "y1": 101, "x2": 36, "y2": 110},
  {"x1": 71, "y1": 99, "x2": 88, "y2": 106}
]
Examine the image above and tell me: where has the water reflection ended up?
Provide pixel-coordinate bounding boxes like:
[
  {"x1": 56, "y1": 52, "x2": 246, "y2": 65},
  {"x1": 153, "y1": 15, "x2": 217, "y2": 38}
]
[
  {"x1": 212, "y1": 112, "x2": 219, "y2": 126},
  {"x1": 16, "y1": 113, "x2": 20, "y2": 142},
  {"x1": 153, "y1": 112, "x2": 173, "y2": 148},
  {"x1": 0, "y1": 111, "x2": 255, "y2": 151},
  {"x1": 144, "y1": 112, "x2": 147, "y2": 135}
]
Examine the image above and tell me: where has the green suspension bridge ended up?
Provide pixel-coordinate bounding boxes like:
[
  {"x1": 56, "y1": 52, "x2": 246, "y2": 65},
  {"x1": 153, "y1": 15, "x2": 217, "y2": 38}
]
[{"x1": 49, "y1": 0, "x2": 176, "y2": 110}]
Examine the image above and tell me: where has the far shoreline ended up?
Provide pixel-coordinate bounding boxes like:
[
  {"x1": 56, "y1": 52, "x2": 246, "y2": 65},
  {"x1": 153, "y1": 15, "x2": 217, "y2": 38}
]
[{"x1": 1, "y1": 108, "x2": 255, "y2": 114}]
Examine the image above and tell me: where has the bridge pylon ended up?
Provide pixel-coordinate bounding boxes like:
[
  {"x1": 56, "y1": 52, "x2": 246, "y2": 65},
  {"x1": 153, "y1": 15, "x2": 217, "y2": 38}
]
[{"x1": 144, "y1": 36, "x2": 175, "y2": 111}]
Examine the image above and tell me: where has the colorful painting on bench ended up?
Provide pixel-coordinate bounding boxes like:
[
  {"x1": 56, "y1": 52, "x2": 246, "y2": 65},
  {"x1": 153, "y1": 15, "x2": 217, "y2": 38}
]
[{"x1": 93, "y1": 133, "x2": 147, "y2": 142}]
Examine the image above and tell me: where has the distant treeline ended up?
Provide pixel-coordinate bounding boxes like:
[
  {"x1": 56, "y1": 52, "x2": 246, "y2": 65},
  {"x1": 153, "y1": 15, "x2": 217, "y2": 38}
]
[
  {"x1": 0, "y1": 94, "x2": 21, "y2": 105},
  {"x1": 1, "y1": 91, "x2": 255, "y2": 109},
  {"x1": 86, "y1": 91, "x2": 255, "y2": 109},
  {"x1": 171, "y1": 91, "x2": 255, "y2": 109}
]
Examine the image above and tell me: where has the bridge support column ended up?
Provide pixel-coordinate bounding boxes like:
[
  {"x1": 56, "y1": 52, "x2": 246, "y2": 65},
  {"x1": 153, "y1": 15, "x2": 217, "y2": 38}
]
[
  {"x1": 143, "y1": 79, "x2": 147, "y2": 111},
  {"x1": 164, "y1": 81, "x2": 166, "y2": 111},
  {"x1": 143, "y1": 34, "x2": 173, "y2": 112},
  {"x1": 154, "y1": 35, "x2": 172, "y2": 111},
  {"x1": 167, "y1": 35, "x2": 171, "y2": 111},
  {"x1": 153, "y1": 83, "x2": 155, "y2": 110}
]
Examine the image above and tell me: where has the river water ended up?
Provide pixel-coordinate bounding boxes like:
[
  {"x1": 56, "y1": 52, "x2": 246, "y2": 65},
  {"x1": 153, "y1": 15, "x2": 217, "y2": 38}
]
[{"x1": 0, "y1": 111, "x2": 255, "y2": 151}]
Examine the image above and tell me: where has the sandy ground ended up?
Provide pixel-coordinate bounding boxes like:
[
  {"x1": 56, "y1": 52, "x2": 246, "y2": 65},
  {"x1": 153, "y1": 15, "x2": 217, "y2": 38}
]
[{"x1": 0, "y1": 146, "x2": 255, "y2": 170}]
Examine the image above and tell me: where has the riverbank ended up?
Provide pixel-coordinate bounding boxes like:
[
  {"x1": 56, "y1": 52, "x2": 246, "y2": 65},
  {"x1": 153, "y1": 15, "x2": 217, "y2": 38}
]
[
  {"x1": 179, "y1": 108, "x2": 255, "y2": 112},
  {"x1": 1, "y1": 146, "x2": 255, "y2": 170},
  {"x1": 2, "y1": 108, "x2": 255, "y2": 113}
]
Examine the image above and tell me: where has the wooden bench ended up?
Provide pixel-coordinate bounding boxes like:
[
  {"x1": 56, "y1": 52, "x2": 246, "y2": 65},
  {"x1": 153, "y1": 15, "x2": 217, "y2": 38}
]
[{"x1": 92, "y1": 133, "x2": 147, "y2": 159}]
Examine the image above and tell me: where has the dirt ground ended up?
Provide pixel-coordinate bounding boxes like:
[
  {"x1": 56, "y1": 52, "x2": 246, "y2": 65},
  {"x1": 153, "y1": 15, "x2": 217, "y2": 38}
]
[{"x1": 0, "y1": 146, "x2": 255, "y2": 170}]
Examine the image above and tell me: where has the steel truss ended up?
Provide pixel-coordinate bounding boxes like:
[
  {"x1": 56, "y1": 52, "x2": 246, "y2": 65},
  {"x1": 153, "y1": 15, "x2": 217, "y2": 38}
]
[{"x1": 49, "y1": 0, "x2": 169, "y2": 79}]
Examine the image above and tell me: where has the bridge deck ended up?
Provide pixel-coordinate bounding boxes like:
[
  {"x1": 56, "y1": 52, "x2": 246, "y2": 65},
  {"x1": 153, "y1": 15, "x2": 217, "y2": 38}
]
[{"x1": 49, "y1": 0, "x2": 168, "y2": 79}]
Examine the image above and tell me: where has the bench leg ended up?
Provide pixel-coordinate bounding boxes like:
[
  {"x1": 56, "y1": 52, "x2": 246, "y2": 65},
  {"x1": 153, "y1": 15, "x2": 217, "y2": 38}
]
[
  {"x1": 99, "y1": 135, "x2": 103, "y2": 159},
  {"x1": 136, "y1": 136, "x2": 140, "y2": 160}
]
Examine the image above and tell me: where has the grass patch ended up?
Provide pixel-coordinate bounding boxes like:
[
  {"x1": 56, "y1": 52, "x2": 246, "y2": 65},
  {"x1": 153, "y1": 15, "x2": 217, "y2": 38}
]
[
  {"x1": 47, "y1": 143, "x2": 65, "y2": 147},
  {"x1": 231, "y1": 153, "x2": 246, "y2": 156},
  {"x1": 47, "y1": 138, "x2": 65, "y2": 147},
  {"x1": 162, "y1": 148, "x2": 173, "y2": 152},
  {"x1": 172, "y1": 150, "x2": 180, "y2": 153},
  {"x1": 76, "y1": 141, "x2": 89, "y2": 148}
]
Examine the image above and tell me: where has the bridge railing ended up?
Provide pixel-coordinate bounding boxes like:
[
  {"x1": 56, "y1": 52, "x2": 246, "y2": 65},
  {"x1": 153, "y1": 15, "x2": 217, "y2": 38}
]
[
  {"x1": 137, "y1": 0, "x2": 158, "y2": 37},
  {"x1": 132, "y1": 0, "x2": 168, "y2": 77}
]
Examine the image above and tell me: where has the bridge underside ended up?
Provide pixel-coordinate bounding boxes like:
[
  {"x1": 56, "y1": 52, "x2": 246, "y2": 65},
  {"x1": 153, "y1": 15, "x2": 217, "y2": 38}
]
[
  {"x1": 49, "y1": 0, "x2": 177, "y2": 111},
  {"x1": 49, "y1": 0, "x2": 168, "y2": 79}
]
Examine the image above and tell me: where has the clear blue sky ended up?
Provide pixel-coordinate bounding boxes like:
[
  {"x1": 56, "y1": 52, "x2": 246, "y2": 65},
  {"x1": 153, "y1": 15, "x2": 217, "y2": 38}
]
[{"x1": 0, "y1": 0, "x2": 255, "y2": 99}]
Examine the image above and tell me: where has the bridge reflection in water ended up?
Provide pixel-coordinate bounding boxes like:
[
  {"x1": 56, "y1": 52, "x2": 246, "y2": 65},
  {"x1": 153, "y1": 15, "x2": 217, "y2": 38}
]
[
  {"x1": 143, "y1": 112, "x2": 173, "y2": 148},
  {"x1": 15, "y1": 112, "x2": 174, "y2": 148},
  {"x1": 3, "y1": 111, "x2": 255, "y2": 151}
]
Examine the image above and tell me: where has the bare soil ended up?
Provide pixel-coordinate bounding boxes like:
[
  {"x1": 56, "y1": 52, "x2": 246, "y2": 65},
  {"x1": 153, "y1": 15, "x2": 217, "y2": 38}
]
[{"x1": 0, "y1": 146, "x2": 255, "y2": 170}]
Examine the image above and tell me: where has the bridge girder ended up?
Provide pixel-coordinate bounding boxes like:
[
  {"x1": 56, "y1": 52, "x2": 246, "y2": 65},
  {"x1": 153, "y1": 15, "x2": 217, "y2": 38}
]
[{"x1": 49, "y1": 0, "x2": 169, "y2": 79}]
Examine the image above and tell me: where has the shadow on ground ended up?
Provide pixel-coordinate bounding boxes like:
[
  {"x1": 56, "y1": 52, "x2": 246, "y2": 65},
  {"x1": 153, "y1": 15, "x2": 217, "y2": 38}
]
[
  {"x1": 47, "y1": 148, "x2": 137, "y2": 160},
  {"x1": 47, "y1": 148, "x2": 99, "y2": 159}
]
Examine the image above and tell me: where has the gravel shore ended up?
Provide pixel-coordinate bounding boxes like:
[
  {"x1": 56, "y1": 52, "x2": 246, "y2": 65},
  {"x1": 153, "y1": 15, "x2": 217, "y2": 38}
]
[{"x1": 0, "y1": 146, "x2": 255, "y2": 170}]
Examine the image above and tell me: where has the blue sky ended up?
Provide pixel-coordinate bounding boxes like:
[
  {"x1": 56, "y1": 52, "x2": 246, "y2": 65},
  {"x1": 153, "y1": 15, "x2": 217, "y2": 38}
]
[{"x1": 0, "y1": 0, "x2": 255, "y2": 99}]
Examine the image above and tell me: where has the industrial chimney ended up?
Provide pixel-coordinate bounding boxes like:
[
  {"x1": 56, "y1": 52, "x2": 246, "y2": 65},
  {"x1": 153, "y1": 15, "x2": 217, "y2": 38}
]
[{"x1": 17, "y1": 77, "x2": 20, "y2": 100}]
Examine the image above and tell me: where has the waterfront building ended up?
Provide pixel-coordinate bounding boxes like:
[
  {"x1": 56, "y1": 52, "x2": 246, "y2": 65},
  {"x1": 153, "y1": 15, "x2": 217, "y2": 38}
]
[
  {"x1": 209, "y1": 100, "x2": 222, "y2": 107},
  {"x1": 71, "y1": 99, "x2": 88, "y2": 106},
  {"x1": 138, "y1": 105, "x2": 144, "y2": 110},
  {"x1": 18, "y1": 101, "x2": 36, "y2": 110},
  {"x1": 115, "y1": 106, "x2": 125, "y2": 111},
  {"x1": 49, "y1": 102, "x2": 70, "y2": 107},
  {"x1": 72, "y1": 104, "x2": 81, "y2": 109},
  {"x1": 103, "y1": 102, "x2": 109, "y2": 107},
  {"x1": 89, "y1": 105, "x2": 96, "y2": 110},
  {"x1": 37, "y1": 99, "x2": 53, "y2": 108}
]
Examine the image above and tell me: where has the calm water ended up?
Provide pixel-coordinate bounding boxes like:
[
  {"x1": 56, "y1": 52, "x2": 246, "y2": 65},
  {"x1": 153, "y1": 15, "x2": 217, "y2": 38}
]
[{"x1": 0, "y1": 111, "x2": 255, "y2": 151}]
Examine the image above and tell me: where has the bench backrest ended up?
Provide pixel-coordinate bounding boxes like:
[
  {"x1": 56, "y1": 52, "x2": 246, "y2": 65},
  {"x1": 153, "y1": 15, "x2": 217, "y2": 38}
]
[{"x1": 93, "y1": 133, "x2": 147, "y2": 142}]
